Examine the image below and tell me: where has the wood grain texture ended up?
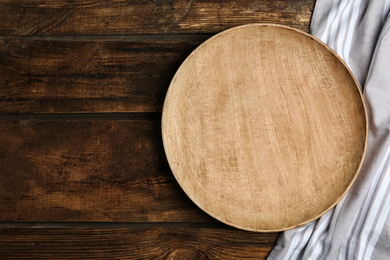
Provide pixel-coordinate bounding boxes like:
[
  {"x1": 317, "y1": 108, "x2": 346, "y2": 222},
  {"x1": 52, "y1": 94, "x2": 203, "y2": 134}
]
[
  {"x1": 162, "y1": 24, "x2": 367, "y2": 232},
  {"x1": 0, "y1": 0, "x2": 314, "y2": 35},
  {"x1": 0, "y1": 228, "x2": 278, "y2": 259},
  {"x1": 0, "y1": 119, "x2": 214, "y2": 222},
  {"x1": 0, "y1": 39, "x2": 199, "y2": 113}
]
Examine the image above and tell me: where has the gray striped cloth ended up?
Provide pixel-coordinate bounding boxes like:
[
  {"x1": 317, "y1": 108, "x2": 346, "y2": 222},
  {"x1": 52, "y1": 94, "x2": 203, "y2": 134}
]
[{"x1": 268, "y1": 0, "x2": 390, "y2": 259}]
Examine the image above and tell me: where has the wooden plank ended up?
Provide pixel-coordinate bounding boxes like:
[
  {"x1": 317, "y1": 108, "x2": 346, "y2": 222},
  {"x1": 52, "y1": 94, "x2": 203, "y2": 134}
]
[
  {"x1": 0, "y1": 39, "x2": 200, "y2": 113},
  {"x1": 0, "y1": 0, "x2": 314, "y2": 35},
  {"x1": 0, "y1": 228, "x2": 278, "y2": 259},
  {"x1": 0, "y1": 118, "x2": 214, "y2": 222}
]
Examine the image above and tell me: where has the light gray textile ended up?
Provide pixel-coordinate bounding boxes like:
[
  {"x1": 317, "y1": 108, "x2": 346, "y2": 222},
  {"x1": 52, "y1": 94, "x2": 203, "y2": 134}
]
[{"x1": 268, "y1": 0, "x2": 390, "y2": 259}]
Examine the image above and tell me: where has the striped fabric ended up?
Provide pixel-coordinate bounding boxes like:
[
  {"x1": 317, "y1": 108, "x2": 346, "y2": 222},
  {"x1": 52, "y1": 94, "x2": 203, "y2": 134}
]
[{"x1": 268, "y1": 0, "x2": 390, "y2": 259}]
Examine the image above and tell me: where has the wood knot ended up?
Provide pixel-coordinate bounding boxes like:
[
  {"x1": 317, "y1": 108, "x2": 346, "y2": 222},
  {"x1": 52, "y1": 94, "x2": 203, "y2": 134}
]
[{"x1": 166, "y1": 247, "x2": 206, "y2": 259}]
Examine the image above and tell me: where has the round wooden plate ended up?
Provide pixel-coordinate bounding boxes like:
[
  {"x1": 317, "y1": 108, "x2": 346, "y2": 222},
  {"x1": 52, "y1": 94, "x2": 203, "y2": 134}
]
[{"x1": 161, "y1": 24, "x2": 367, "y2": 232}]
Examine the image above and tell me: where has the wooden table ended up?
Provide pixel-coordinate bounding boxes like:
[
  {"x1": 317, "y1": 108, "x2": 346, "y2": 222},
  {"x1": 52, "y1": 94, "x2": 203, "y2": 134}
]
[{"x1": 0, "y1": 1, "x2": 314, "y2": 259}]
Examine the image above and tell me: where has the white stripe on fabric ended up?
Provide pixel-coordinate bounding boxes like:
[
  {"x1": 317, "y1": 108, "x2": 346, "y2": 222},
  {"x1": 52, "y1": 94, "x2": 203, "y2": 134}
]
[
  {"x1": 328, "y1": 0, "x2": 345, "y2": 50},
  {"x1": 301, "y1": 210, "x2": 333, "y2": 259},
  {"x1": 363, "y1": 12, "x2": 390, "y2": 88},
  {"x1": 338, "y1": 0, "x2": 358, "y2": 60},
  {"x1": 382, "y1": 0, "x2": 390, "y2": 23},
  {"x1": 343, "y1": 145, "x2": 390, "y2": 259},
  {"x1": 364, "y1": 188, "x2": 390, "y2": 259},
  {"x1": 282, "y1": 223, "x2": 315, "y2": 260},
  {"x1": 303, "y1": 197, "x2": 347, "y2": 259},
  {"x1": 358, "y1": 155, "x2": 390, "y2": 260},
  {"x1": 290, "y1": 223, "x2": 316, "y2": 260},
  {"x1": 305, "y1": 199, "x2": 346, "y2": 259},
  {"x1": 342, "y1": 0, "x2": 362, "y2": 65},
  {"x1": 318, "y1": 0, "x2": 361, "y2": 69},
  {"x1": 282, "y1": 225, "x2": 307, "y2": 260},
  {"x1": 335, "y1": 0, "x2": 350, "y2": 59},
  {"x1": 319, "y1": 197, "x2": 348, "y2": 259},
  {"x1": 339, "y1": 209, "x2": 360, "y2": 260},
  {"x1": 307, "y1": 222, "x2": 332, "y2": 259},
  {"x1": 319, "y1": 0, "x2": 340, "y2": 43}
]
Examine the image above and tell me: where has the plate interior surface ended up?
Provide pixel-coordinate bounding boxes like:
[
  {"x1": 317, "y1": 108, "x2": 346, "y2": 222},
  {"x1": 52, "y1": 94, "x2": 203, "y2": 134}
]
[{"x1": 162, "y1": 24, "x2": 367, "y2": 232}]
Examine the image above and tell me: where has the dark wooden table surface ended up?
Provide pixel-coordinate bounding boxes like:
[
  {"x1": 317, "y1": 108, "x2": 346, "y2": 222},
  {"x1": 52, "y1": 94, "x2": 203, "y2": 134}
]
[{"x1": 0, "y1": 1, "x2": 314, "y2": 259}]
